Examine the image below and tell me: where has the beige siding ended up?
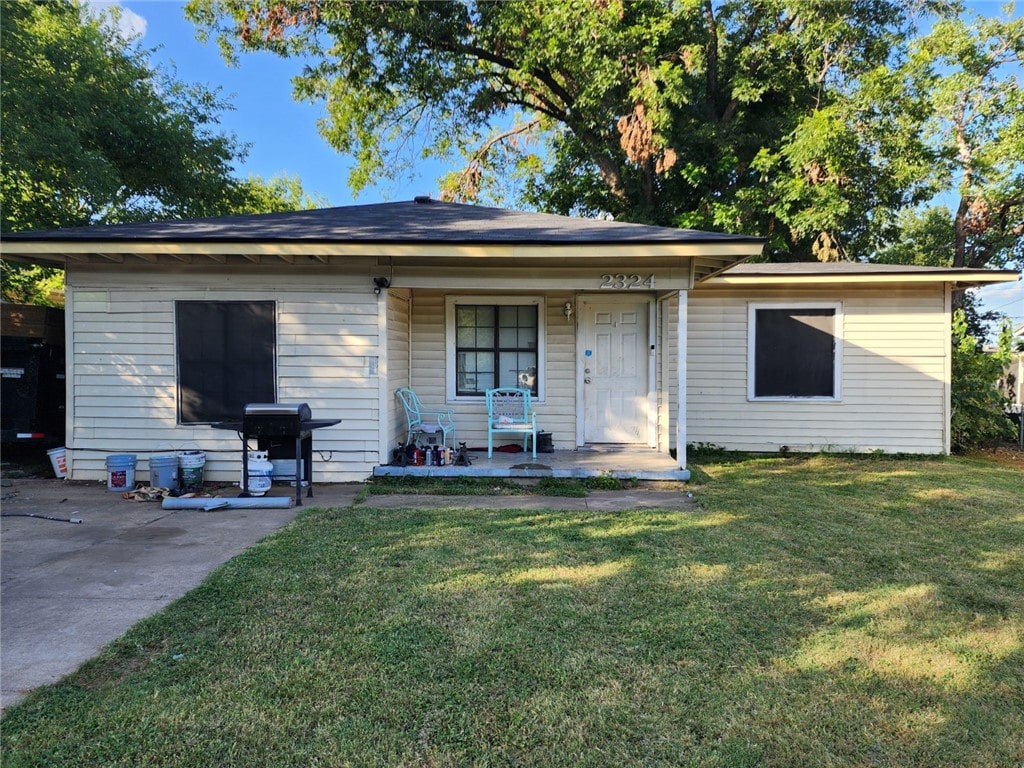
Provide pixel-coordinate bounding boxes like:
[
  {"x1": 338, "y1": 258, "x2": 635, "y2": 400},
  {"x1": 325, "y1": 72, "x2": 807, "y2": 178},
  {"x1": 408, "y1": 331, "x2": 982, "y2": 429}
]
[
  {"x1": 66, "y1": 268, "x2": 382, "y2": 483},
  {"x1": 686, "y1": 285, "x2": 951, "y2": 454},
  {"x1": 408, "y1": 290, "x2": 577, "y2": 449}
]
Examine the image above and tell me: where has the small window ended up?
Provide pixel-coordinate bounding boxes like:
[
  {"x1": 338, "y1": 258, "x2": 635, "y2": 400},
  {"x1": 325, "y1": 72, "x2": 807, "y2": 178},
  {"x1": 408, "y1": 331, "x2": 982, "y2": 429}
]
[
  {"x1": 446, "y1": 296, "x2": 544, "y2": 399},
  {"x1": 748, "y1": 304, "x2": 840, "y2": 400},
  {"x1": 176, "y1": 301, "x2": 276, "y2": 423}
]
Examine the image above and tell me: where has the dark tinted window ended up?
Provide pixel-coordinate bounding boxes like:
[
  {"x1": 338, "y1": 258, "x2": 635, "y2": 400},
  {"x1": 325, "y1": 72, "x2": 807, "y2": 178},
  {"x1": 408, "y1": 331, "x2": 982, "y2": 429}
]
[
  {"x1": 176, "y1": 301, "x2": 276, "y2": 423},
  {"x1": 754, "y1": 308, "x2": 836, "y2": 398}
]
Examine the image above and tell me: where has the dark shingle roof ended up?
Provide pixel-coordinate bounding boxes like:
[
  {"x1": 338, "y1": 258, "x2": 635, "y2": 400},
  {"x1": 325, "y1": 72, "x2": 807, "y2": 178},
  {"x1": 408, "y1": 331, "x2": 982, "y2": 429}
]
[{"x1": 1, "y1": 200, "x2": 763, "y2": 245}]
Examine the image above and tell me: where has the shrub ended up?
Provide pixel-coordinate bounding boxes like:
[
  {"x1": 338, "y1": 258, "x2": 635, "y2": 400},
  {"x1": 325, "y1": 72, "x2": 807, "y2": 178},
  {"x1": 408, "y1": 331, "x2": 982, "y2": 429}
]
[{"x1": 950, "y1": 310, "x2": 1014, "y2": 451}]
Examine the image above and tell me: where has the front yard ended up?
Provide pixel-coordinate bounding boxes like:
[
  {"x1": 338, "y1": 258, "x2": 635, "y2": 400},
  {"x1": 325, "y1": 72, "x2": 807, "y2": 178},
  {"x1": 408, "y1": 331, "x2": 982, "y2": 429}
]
[{"x1": 2, "y1": 454, "x2": 1021, "y2": 767}]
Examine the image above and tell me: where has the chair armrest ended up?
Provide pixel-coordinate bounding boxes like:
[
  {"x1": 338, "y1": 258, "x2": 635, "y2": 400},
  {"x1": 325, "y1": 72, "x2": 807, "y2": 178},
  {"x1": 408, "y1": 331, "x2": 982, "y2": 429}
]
[{"x1": 422, "y1": 409, "x2": 455, "y2": 427}]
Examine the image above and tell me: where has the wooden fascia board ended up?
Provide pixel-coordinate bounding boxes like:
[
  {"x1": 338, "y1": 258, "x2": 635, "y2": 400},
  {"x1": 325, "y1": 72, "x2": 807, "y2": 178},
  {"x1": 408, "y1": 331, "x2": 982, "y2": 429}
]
[{"x1": 700, "y1": 271, "x2": 1021, "y2": 288}]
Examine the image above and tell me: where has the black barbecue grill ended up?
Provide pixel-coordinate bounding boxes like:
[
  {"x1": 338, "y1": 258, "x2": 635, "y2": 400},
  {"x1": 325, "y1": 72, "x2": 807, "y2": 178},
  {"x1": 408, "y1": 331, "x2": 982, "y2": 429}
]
[
  {"x1": 212, "y1": 403, "x2": 339, "y2": 506},
  {"x1": 243, "y1": 402, "x2": 314, "y2": 436}
]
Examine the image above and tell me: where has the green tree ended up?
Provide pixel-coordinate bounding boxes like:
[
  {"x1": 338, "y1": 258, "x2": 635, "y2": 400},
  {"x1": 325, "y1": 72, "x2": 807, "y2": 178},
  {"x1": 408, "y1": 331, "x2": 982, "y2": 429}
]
[
  {"x1": 915, "y1": 13, "x2": 1024, "y2": 272},
  {"x1": 0, "y1": 0, "x2": 322, "y2": 306},
  {"x1": 230, "y1": 173, "x2": 330, "y2": 214},
  {"x1": 950, "y1": 309, "x2": 1015, "y2": 451},
  {"x1": 186, "y1": 0, "x2": 929, "y2": 260},
  {"x1": 0, "y1": 0, "x2": 241, "y2": 231},
  {"x1": 870, "y1": 10, "x2": 1024, "y2": 278}
]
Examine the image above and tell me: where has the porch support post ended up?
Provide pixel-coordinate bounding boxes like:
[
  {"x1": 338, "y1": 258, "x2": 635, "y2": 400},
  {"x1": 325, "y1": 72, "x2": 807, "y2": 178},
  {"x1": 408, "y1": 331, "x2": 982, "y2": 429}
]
[
  {"x1": 942, "y1": 283, "x2": 952, "y2": 455},
  {"x1": 377, "y1": 290, "x2": 390, "y2": 467},
  {"x1": 676, "y1": 289, "x2": 687, "y2": 469}
]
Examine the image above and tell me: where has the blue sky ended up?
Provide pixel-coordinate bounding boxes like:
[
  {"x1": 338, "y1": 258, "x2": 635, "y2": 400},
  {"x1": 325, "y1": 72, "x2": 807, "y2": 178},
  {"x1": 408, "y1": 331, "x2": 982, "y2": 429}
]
[{"x1": 98, "y1": 1, "x2": 1021, "y2": 328}]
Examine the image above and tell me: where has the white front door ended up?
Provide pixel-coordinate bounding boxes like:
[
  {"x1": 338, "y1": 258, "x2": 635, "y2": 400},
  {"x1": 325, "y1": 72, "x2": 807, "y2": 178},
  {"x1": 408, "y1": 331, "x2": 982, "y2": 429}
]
[{"x1": 579, "y1": 296, "x2": 652, "y2": 443}]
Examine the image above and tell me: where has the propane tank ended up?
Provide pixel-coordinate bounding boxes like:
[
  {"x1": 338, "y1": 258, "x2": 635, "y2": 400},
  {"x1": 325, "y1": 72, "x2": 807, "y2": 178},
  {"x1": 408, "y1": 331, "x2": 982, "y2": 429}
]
[{"x1": 241, "y1": 450, "x2": 274, "y2": 496}]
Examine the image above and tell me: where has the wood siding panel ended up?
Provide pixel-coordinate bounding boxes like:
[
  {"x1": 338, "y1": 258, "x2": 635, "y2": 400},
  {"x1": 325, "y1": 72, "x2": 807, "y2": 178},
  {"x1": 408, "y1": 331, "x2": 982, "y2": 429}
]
[
  {"x1": 66, "y1": 270, "x2": 382, "y2": 483},
  {"x1": 686, "y1": 286, "x2": 950, "y2": 454}
]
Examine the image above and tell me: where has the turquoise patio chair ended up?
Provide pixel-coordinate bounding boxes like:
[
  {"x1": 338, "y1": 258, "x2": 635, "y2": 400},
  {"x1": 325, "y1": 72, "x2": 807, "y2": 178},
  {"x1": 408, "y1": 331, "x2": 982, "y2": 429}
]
[
  {"x1": 485, "y1": 387, "x2": 537, "y2": 459},
  {"x1": 395, "y1": 387, "x2": 455, "y2": 449}
]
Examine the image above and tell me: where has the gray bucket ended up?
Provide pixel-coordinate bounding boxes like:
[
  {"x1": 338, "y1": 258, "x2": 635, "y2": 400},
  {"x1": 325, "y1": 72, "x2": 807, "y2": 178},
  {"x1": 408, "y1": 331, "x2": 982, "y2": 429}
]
[
  {"x1": 106, "y1": 454, "x2": 137, "y2": 492},
  {"x1": 149, "y1": 454, "x2": 179, "y2": 490}
]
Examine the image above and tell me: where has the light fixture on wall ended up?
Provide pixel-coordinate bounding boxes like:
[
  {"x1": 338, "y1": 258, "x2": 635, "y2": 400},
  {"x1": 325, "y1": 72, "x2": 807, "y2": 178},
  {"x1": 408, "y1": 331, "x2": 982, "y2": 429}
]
[
  {"x1": 373, "y1": 277, "x2": 391, "y2": 295},
  {"x1": 563, "y1": 301, "x2": 574, "y2": 322}
]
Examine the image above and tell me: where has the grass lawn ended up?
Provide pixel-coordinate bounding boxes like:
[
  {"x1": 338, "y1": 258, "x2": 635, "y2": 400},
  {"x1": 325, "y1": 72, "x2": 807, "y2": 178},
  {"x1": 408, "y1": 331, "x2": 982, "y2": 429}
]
[{"x1": 2, "y1": 455, "x2": 1021, "y2": 767}]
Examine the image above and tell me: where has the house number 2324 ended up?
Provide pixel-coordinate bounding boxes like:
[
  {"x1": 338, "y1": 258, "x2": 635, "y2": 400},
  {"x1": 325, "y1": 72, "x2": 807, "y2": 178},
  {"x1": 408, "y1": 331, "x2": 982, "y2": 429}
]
[{"x1": 599, "y1": 273, "x2": 655, "y2": 289}]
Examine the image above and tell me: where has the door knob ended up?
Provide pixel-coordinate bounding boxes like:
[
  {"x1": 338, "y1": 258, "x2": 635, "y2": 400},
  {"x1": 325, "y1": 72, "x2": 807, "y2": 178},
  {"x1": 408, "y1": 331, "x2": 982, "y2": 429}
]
[{"x1": 584, "y1": 377, "x2": 591, "y2": 384}]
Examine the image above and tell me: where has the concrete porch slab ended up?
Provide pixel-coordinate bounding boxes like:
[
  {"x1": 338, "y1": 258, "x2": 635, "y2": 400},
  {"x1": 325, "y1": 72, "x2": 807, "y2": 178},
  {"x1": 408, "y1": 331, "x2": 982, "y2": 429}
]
[{"x1": 373, "y1": 444, "x2": 690, "y2": 481}]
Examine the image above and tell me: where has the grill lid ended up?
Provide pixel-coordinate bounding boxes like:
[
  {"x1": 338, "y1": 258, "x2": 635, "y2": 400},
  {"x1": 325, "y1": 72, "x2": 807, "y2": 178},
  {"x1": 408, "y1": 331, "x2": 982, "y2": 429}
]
[{"x1": 243, "y1": 403, "x2": 312, "y2": 421}]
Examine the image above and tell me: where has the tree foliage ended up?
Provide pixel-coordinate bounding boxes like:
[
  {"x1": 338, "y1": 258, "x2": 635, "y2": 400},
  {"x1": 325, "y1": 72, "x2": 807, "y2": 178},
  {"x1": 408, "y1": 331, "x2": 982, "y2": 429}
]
[
  {"x1": 880, "y1": 11, "x2": 1024, "y2": 272},
  {"x1": 0, "y1": 0, "x2": 323, "y2": 306},
  {"x1": 1, "y1": 0, "x2": 241, "y2": 231},
  {"x1": 950, "y1": 309, "x2": 1016, "y2": 451}
]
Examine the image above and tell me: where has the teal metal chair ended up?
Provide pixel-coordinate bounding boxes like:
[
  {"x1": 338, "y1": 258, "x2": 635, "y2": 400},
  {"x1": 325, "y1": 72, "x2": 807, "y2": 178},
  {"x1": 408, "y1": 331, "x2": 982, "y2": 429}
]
[
  {"x1": 485, "y1": 387, "x2": 537, "y2": 459},
  {"x1": 395, "y1": 387, "x2": 455, "y2": 449}
]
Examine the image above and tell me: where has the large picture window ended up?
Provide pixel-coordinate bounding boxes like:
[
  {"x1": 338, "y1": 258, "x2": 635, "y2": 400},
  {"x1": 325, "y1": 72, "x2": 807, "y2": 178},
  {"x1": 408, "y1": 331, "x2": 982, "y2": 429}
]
[
  {"x1": 446, "y1": 297, "x2": 544, "y2": 399},
  {"x1": 748, "y1": 303, "x2": 841, "y2": 400},
  {"x1": 176, "y1": 301, "x2": 276, "y2": 423}
]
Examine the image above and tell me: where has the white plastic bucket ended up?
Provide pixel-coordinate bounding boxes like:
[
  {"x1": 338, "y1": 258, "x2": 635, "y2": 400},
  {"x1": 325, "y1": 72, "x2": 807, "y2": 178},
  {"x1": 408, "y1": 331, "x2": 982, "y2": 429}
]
[
  {"x1": 46, "y1": 447, "x2": 68, "y2": 479},
  {"x1": 106, "y1": 454, "x2": 137, "y2": 492},
  {"x1": 177, "y1": 450, "x2": 206, "y2": 492},
  {"x1": 149, "y1": 454, "x2": 179, "y2": 490}
]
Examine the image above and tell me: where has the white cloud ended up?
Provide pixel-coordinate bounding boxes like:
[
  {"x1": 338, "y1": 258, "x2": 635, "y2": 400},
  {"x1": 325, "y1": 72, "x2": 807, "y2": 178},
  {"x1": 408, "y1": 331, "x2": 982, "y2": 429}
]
[{"x1": 84, "y1": 1, "x2": 148, "y2": 41}]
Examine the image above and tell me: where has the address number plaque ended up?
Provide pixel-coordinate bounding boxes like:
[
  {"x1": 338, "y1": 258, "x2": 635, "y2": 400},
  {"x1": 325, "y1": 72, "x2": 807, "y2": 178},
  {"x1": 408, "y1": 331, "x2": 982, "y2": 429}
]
[{"x1": 598, "y1": 274, "x2": 655, "y2": 289}]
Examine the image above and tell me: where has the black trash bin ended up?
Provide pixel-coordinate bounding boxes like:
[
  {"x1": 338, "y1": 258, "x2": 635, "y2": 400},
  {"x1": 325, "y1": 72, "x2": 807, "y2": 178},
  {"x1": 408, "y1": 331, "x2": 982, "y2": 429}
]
[{"x1": 536, "y1": 431, "x2": 554, "y2": 453}]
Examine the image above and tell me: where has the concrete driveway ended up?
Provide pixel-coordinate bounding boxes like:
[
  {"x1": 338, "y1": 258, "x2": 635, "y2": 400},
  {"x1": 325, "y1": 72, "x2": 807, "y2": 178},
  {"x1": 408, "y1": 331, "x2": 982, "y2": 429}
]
[{"x1": 1, "y1": 478, "x2": 358, "y2": 710}]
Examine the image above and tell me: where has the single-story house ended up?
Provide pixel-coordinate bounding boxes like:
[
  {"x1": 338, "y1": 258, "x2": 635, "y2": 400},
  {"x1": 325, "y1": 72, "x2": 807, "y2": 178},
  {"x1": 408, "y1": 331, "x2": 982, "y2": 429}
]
[{"x1": 2, "y1": 199, "x2": 1017, "y2": 483}]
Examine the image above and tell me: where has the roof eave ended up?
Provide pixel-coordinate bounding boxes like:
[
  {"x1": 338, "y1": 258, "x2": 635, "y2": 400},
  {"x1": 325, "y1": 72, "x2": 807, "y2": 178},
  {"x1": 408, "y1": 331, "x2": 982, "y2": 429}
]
[
  {"x1": 0, "y1": 239, "x2": 766, "y2": 267},
  {"x1": 701, "y1": 270, "x2": 1021, "y2": 289}
]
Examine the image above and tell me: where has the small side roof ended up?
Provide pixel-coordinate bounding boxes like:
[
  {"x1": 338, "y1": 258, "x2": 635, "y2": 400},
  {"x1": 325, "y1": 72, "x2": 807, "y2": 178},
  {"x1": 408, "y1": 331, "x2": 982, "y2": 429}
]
[{"x1": 700, "y1": 261, "x2": 1021, "y2": 289}]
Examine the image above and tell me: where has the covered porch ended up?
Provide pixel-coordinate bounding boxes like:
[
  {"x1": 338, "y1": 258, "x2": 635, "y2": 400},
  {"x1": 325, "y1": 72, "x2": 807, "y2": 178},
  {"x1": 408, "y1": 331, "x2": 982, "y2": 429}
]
[{"x1": 373, "y1": 443, "x2": 690, "y2": 481}]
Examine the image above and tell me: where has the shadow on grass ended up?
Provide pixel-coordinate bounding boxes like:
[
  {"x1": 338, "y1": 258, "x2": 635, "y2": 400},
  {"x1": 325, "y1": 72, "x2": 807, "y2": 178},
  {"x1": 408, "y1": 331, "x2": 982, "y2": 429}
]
[{"x1": 2, "y1": 456, "x2": 1021, "y2": 767}]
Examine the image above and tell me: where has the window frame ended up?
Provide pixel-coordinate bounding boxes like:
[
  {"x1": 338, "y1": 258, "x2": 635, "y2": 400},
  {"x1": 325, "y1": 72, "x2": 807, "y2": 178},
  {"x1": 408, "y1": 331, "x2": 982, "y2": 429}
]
[
  {"x1": 445, "y1": 295, "x2": 546, "y2": 402},
  {"x1": 175, "y1": 300, "x2": 278, "y2": 424},
  {"x1": 747, "y1": 301, "x2": 842, "y2": 402}
]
